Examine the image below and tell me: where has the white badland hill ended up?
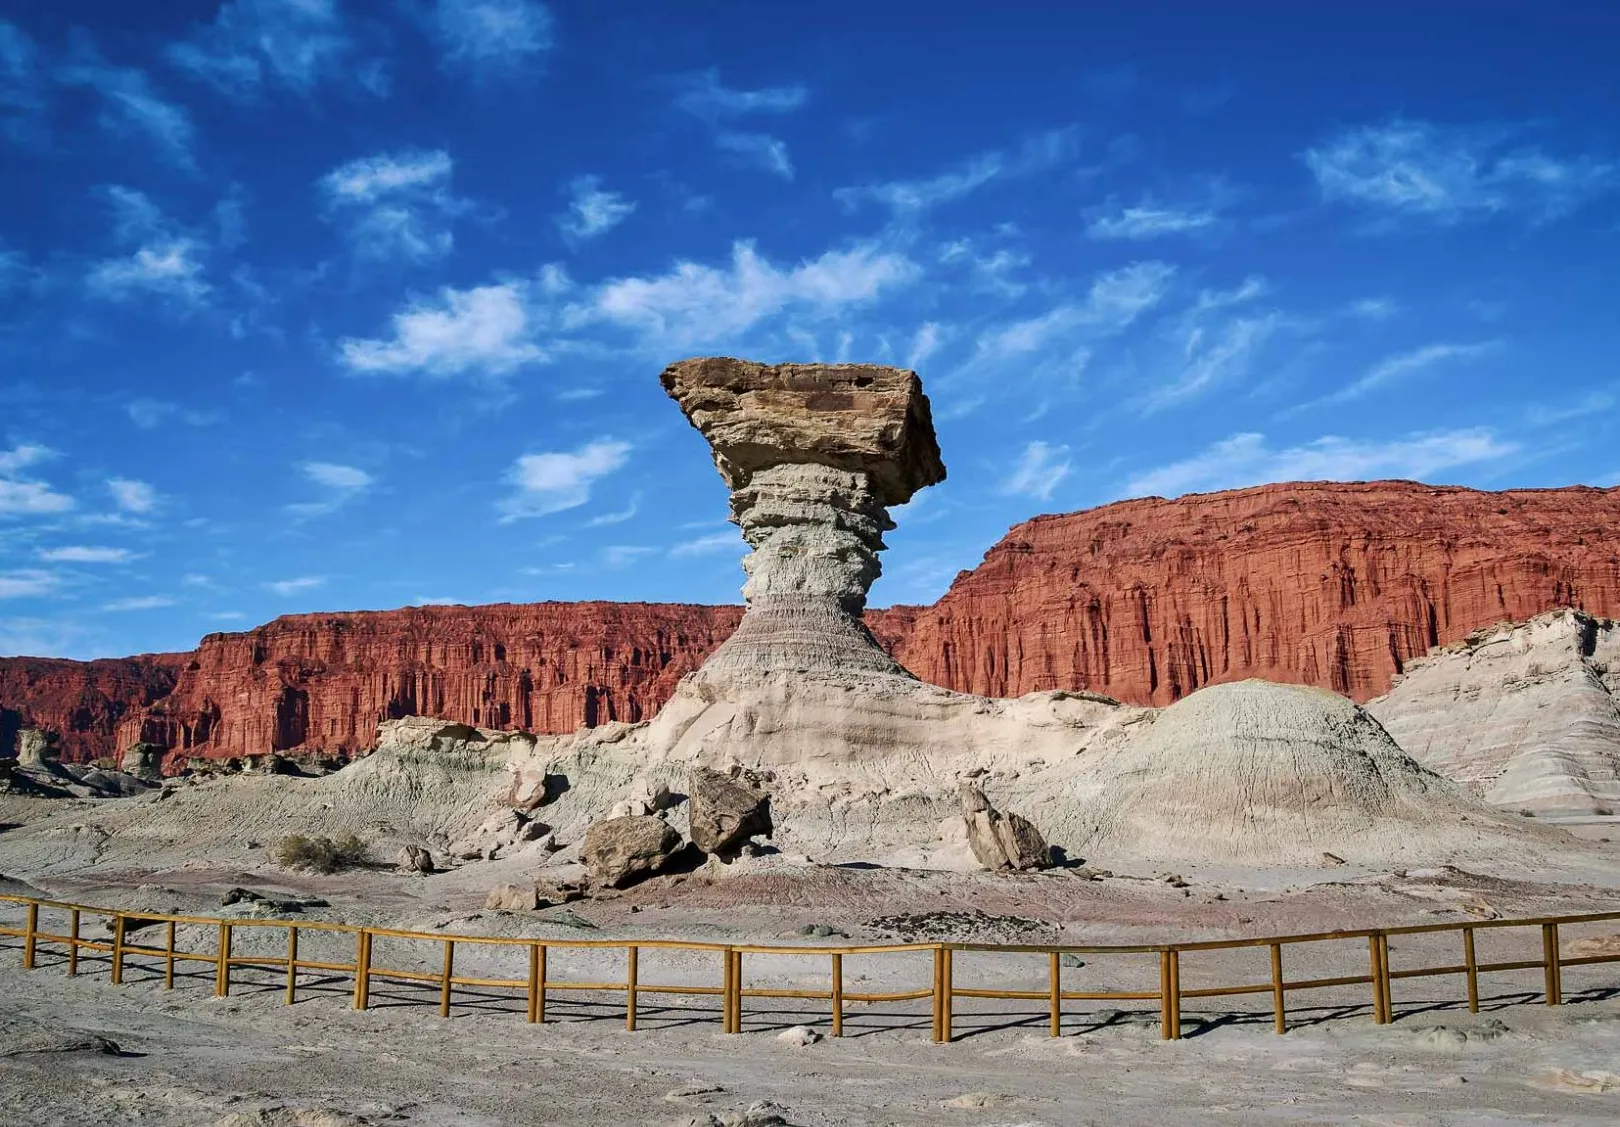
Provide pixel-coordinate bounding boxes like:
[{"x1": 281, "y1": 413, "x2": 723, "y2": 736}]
[{"x1": 1368, "y1": 610, "x2": 1620, "y2": 814}]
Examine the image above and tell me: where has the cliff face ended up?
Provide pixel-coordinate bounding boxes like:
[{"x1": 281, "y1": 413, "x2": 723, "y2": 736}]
[
  {"x1": 888, "y1": 481, "x2": 1620, "y2": 704},
  {"x1": 4, "y1": 481, "x2": 1619, "y2": 764},
  {"x1": 0, "y1": 655, "x2": 185, "y2": 764},
  {"x1": 117, "y1": 602, "x2": 749, "y2": 766}
]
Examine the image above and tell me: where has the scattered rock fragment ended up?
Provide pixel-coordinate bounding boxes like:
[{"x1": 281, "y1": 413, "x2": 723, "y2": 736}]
[
  {"x1": 582, "y1": 815, "x2": 683, "y2": 888},
  {"x1": 448, "y1": 808, "x2": 550, "y2": 861},
  {"x1": 776, "y1": 1025, "x2": 822, "y2": 1047},
  {"x1": 689, "y1": 768, "x2": 773, "y2": 855},
  {"x1": 1322, "y1": 852, "x2": 1347, "y2": 866},
  {"x1": 943, "y1": 1092, "x2": 1001, "y2": 1109},
  {"x1": 960, "y1": 785, "x2": 1051, "y2": 871},
  {"x1": 395, "y1": 845, "x2": 434, "y2": 874}
]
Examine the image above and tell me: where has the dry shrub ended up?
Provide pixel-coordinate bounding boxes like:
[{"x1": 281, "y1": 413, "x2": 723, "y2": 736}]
[{"x1": 272, "y1": 833, "x2": 370, "y2": 874}]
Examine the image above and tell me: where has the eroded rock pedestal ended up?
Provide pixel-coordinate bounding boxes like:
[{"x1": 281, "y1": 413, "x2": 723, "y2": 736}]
[{"x1": 661, "y1": 357, "x2": 945, "y2": 682}]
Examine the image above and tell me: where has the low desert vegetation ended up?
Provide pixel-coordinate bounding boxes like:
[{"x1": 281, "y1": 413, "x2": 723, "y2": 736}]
[{"x1": 272, "y1": 833, "x2": 370, "y2": 874}]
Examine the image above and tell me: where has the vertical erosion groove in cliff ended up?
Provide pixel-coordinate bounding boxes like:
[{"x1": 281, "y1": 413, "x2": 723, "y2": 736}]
[
  {"x1": 3, "y1": 480, "x2": 1619, "y2": 762},
  {"x1": 659, "y1": 356, "x2": 946, "y2": 681}
]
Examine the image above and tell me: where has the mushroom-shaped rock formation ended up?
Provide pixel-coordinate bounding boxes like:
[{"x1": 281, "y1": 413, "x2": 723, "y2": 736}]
[{"x1": 661, "y1": 357, "x2": 946, "y2": 681}]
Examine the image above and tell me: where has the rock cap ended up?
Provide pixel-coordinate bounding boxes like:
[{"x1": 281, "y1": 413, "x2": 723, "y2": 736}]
[{"x1": 660, "y1": 357, "x2": 946, "y2": 505}]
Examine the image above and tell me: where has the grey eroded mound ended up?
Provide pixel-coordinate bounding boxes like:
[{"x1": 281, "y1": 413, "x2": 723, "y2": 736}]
[
  {"x1": 1065, "y1": 680, "x2": 1550, "y2": 865},
  {"x1": 1369, "y1": 610, "x2": 1620, "y2": 814}
]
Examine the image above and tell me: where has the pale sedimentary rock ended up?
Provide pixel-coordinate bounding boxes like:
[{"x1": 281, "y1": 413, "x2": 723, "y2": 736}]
[
  {"x1": 16, "y1": 729, "x2": 55, "y2": 769},
  {"x1": 1368, "y1": 611, "x2": 1620, "y2": 813},
  {"x1": 120, "y1": 742, "x2": 163, "y2": 780},
  {"x1": 661, "y1": 357, "x2": 945, "y2": 681}
]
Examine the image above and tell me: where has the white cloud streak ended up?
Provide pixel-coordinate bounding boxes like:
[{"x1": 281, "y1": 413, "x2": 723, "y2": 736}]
[
  {"x1": 1324, "y1": 341, "x2": 1500, "y2": 404},
  {"x1": 319, "y1": 149, "x2": 461, "y2": 263},
  {"x1": 107, "y1": 478, "x2": 158, "y2": 514},
  {"x1": 340, "y1": 282, "x2": 545, "y2": 378},
  {"x1": 38, "y1": 546, "x2": 137, "y2": 563},
  {"x1": 0, "y1": 444, "x2": 73, "y2": 516},
  {"x1": 434, "y1": 0, "x2": 555, "y2": 70},
  {"x1": 1001, "y1": 441, "x2": 1072, "y2": 501},
  {"x1": 167, "y1": 0, "x2": 362, "y2": 98},
  {"x1": 1125, "y1": 428, "x2": 1517, "y2": 499},
  {"x1": 500, "y1": 440, "x2": 631, "y2": 521},
  {"x1": 558, "y1": 176, "x2": 635, "y2": 239}
]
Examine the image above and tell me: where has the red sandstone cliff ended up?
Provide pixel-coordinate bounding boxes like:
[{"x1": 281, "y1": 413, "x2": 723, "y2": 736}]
[
  {"x1": 887, "y1": 481, "x2": 1620, "y2": 704},
  {"x1": 0, "y1": 655, "x2": 186, "y2": 764},
  {"x1": 4, "y1": 481, "x2": 1618, "y2": 764}
]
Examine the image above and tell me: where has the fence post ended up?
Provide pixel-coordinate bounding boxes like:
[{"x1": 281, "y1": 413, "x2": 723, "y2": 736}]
[
  {"x1": 110, "y1": 915, "x2": 125, "y2": 985},
  {"x1": 439, "y1": 939, "x2": 455, "y2": 1017},
  {"x1": 1366, "y1": 934, "x2": 1385, "y2": 1023},
  {"x1": 731, "y1": 950, "x2": 744, "y2": 1033},
  {"x1": 284, "y1": 927, "x2": 299, "y2": 1006},
  {"x1": 67, "y1": 908, "x2": 80, "y2": 976},
  {"x1": 1462, "y1": 927, "x2": 1479, "y2": 1013},
  {"x1": 164, "y1": 920, "x2": 176, "y2": 989},
  {"x1": 353, "y1": 930, "x2": 371, "y2": 1011},
  {"x1": 527, "y1": 943, "x2": 545, "y2": 1024},
  {"x1": 1159, "y1": 949, "x2": 1172, "y2": 1039},
  {"x1": 1542, "y1": 923, "x2": 1562, "y2": 1006},
  {"x1": 21, "y1": 901, "x2": 38, "y2": 969},
  {"x1": 215, "y1": 922, "x2": 233, "y2": 997},
  {"x1": 721, "y1": 949, "x2": 734, "y2": 1033},
  {"x1": 1168, "y1": 949, "x2": 1182, "y2": 1040},
  {"x1": 1049, "y1": 951, "x2": 1061, "y2": 1038},
  {"x1": 1378, "y1": 933, "x2": 1394, "y2": 1021},
  {"x1": 626, "y1": 946, "x2": 639, "y2": 1032},
  {"x1": 931, "y1": 947, "x2": 945, "y2": 1043},
  {"x1": 941, "y1": 948, "x2": 954, "y2": 1043},
  {"x1": 831, "y1": 953, "x2": 843, "y2": 1038},
  {"x1": 1270, "y1": 942, "x2": 1286, "y2": 1035}
]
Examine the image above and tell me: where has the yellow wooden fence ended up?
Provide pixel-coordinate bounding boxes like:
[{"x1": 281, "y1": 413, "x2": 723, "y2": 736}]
[{"x1": 3, "y1": 893, "x2": 1617, "y2": 1041}]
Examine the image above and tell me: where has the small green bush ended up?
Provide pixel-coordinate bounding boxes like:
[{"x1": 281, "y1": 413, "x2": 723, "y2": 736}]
[{"x1": 272, "y1": 833, "x2": 370, "y2": 874}]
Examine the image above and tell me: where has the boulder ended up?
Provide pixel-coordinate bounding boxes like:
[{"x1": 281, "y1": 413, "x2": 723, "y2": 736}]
[
  {"x1": 395, "y1": 845, "x2": 435, "y2": 874},
  {"x1": 507, "y1": 766, "x2": 567, "y2": 812},
  {"x1": 120, "y1": 742, "x2": 164, "y2": 780},
  {"x1": 16, "y1": 728, "x2": 57, "y2": 770},
  {"x1": 582, "y1": 815, "x2": 682, "y2": 888},
  {"x1": 961, "y1": 785, "x2": 1052, "y2": 872},
  {"x1": 485, "y1": 883, "x2": 542, "y2": 911},
  {"x1": 688, "y1": 768, "x2": 772, "y2": 855}
]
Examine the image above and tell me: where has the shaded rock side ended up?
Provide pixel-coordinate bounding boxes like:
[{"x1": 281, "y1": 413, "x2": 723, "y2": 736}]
[
  {"x1": 581, "y1": 815, "x2": 682, "y2": 888},
  {"x1": 688, "y1": 768, "x2": 772, "y2": 854},
  {"x1": 1368, "y1": 610, "x2": 1620, "y2": 812}
]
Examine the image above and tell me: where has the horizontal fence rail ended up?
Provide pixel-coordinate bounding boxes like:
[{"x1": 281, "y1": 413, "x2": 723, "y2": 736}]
[{"x1": 2, "y1": 893, "x2": 1618, "y2": 1042}]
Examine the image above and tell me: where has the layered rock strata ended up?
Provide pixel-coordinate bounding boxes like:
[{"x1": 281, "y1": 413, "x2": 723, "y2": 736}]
[
  {"x1": 1368, "y1": 611, "x2": 1620, "y2": 813},
  {"x1": 660, "y1": 357, "x2": 945, "y2": 681}
]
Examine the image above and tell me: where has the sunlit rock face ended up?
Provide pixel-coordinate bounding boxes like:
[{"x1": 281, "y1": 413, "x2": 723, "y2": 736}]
[{"x1": 660, "y1": 358, "x2": 946, "y2": 681}]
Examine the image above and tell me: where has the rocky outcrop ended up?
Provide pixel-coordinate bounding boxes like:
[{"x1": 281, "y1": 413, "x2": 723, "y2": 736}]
[
  {"x1": 5, "y1": 482, "x2": 1620, "y2": 767},
  {"x1": 1368, "y1": 611, "x2": 1620, "y2": 813},
  {"x1": 960, "y1": 785, "x2": 1051, "y2": 871},
  {"x1": 395, "y1": 845, "x2": 435, "y2": 874},
  {"x1": 661, "y1": 357, "x2": 944, "y2": 681},
  {"x1": 581, "y1": 815, "x2": 683, "y2": 888},
  {"x1": 888, "y1": 482, "x2": 1620, "y2": 705},
  {"x1": 687, "y1": 768, "x2": 772, "y2": 855}
]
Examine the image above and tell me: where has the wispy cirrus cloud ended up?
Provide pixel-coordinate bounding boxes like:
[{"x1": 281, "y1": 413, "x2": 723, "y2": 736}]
[
  {"x1": 835, "y1": 128, "x2": 1078, "y2": 214},
  {"x1": 499, "y1": 439, "x2": 631, "y2": 521},
  {"x1": 674, "y1": 69, "x2": 807, "y2": 180},
  {"x1": 1001, "y1": 441, "x2": 1072, "y2": 501},
  {"x1": 339, "y1": 281, "x2": 547, "y2": 378},
  {"x1": 972, "y1": 260, "x2": 1177, "y2": 361},
  {"x1": 0, "y1": 569, "x2": 61, "y2": 599},
  {"x1": 287, "y1": 461, "x2": 375, "y2": 517},
  {"x1": 319, "y1": 149, "x2": 464, "y2": 263},
  {"x1": 1319, "y1": 340, "x2": 1500, "y2": 405},
  {"x1": 38, "y1": 546, "x2": 138, "y2": 563},
  {"x1": 0, "y1": 444, "x2": 74, "y2": 517},
  {"x1": 432, "y1": 0, "x2": 555, "y2": 72},
  {"x1": 107, "y1": 477, "x2": 159, "y2": 514},
  {"x1": 127, "y1": 398, "x2": 224, "y2": 429},
  {"x1": 1088, "y1": 201, "x2": 1218, "y2": 240},
  {"x1": 1303, "y1": 118, "x2": 1619, "y2": 223},
  {"x1": 86, "y1": 186, "x2": 211, "y2": 308},
  {"x1": 167, "y1": 0, "x2": 375, "y2": 99},
  {"x1": 1124, "y1": 427, "x2": 1516, "y2": 499},
  {"x1": 57, "y1": 49, "x2": 196, "y2": 169},
  {"x1": 574, "y1": 239, "x2": 918, "y2": 351},
  {"x1": 669, "y1": 530, "x2": 739, "y2": 557},
  {"x1": 557, "y1": 176, "x2": 635, "y2": 240},
  {"x1": 102, "y1": 594, "x2": 176, "y2": 612},
  {"x1": 265, "y1": 576, "x2": 325, "y2": 596}
]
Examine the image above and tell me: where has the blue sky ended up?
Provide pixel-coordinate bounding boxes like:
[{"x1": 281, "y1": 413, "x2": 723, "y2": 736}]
[{"x1": 1, "y1": 1, "x2": 1617, "y2": 659}]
